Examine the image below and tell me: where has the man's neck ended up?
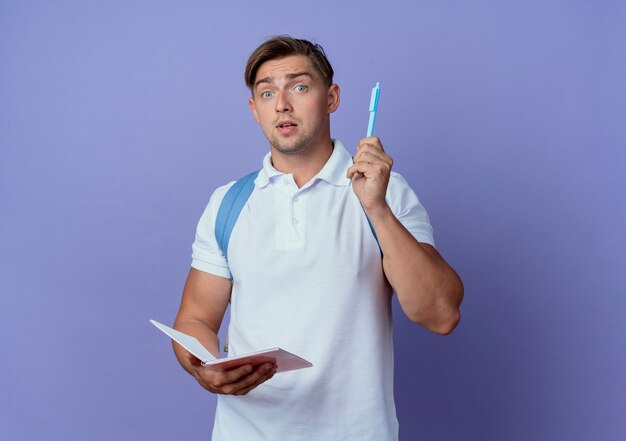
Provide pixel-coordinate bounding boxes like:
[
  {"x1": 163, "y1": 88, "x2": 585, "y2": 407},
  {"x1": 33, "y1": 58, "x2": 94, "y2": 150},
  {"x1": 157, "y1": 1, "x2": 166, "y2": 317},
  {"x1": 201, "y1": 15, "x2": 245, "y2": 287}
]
[{"x1": 270, "y1": 138, "x2": 334, "y2": 188}]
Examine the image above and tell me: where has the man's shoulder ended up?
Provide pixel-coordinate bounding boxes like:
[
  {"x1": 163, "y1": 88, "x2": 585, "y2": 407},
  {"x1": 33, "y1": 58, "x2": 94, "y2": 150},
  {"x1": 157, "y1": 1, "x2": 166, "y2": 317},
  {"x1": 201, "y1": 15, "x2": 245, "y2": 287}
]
[
  {"x1": 198, "y1": 180, "x2": 238, "y2": 217},
  {"x1": 211, "y1": 181, "x2": 237, "y2": 201},
  {"x1": 203, "y1": 169, "x2": 263, "y2": 217},
  {"x1": 387, "y1": 171, "x2": 416, "y2": 195},
  {"x1": 385, "y1": 171, "x2": 428, "y2": 214}
]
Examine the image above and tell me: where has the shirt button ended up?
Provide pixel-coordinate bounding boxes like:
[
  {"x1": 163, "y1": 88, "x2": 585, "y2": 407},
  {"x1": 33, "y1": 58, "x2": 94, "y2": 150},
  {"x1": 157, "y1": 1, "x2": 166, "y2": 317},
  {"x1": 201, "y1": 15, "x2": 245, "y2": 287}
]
[
  {"x1": 294, "y1": 197, "x2": 299, "y2": 203},
  {"x1": 283, "y1": 179, "x2": 289, "y2": 185},
  {"x1": 293, "y1": 218, "x2": 299, "y2": 225}
]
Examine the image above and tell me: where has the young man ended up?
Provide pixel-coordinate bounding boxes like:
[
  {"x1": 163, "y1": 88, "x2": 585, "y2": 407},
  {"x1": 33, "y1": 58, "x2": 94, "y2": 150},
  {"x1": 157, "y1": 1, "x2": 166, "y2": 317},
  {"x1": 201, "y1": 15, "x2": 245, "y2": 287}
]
[{"x1": 173, "y1": 36, "x2": 463, "y2": 441}]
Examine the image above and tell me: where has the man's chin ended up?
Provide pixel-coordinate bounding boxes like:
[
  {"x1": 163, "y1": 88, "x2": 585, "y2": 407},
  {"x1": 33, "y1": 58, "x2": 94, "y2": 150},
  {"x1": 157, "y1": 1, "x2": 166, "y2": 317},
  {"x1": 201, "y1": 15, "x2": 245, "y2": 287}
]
[{"x1": 270, "y1": 137, "x2": 309, "y2": 155}]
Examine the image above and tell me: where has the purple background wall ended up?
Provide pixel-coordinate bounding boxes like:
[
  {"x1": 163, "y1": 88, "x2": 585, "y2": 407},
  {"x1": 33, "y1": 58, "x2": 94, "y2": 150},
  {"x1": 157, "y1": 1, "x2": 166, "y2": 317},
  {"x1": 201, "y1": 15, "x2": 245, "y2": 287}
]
[{"x1": 1, "y1": 1, "x2": 624, "y2": 440}]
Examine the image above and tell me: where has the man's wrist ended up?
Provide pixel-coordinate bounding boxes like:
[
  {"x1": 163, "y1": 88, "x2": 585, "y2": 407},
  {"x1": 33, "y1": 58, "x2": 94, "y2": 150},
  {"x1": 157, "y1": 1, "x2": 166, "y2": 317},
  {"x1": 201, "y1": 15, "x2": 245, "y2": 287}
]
[{"x1": 364, "y1": 203, "x2": 394, "y2": 225}]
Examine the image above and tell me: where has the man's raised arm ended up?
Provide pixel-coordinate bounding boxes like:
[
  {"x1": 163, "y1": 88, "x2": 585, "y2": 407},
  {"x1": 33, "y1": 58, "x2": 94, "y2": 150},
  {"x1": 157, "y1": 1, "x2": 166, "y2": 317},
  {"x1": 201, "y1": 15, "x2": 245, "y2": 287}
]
[{"x1": 347, "y1": 136, "x2": 464, "y2": 335}]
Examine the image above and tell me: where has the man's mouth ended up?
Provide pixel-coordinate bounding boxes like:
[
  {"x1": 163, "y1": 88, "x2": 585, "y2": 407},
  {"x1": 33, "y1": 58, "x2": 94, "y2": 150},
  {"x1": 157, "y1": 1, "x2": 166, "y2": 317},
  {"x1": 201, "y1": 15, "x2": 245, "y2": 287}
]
[{"x1": 276, "y1": 121, "x2": 298, "y2": 129}]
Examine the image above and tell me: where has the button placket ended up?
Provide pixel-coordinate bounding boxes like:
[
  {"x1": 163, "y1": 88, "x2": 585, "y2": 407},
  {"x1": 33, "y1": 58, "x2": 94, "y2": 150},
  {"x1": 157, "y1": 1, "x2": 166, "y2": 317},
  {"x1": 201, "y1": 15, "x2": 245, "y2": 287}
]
[
  {"x1": 273, "y1": 177, "x2": 304, "y2": 249},
  {"x1": 292, "y1": 192, "x2": 305, "y2": 233}
]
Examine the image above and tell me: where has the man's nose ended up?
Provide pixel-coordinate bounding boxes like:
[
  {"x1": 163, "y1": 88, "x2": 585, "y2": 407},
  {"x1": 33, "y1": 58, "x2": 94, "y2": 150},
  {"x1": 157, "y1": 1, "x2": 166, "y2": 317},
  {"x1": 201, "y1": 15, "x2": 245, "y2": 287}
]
[{"x1": 275, "y1": 91, "x2": 292, "y2": 113}]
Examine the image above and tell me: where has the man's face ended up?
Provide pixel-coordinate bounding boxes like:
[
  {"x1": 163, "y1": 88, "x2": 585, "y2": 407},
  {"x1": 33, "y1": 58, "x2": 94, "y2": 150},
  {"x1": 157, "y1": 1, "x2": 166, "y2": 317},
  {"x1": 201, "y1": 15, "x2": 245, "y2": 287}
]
[{"x1": 248, "y1": 55, "x2": 339, "y2": 155}]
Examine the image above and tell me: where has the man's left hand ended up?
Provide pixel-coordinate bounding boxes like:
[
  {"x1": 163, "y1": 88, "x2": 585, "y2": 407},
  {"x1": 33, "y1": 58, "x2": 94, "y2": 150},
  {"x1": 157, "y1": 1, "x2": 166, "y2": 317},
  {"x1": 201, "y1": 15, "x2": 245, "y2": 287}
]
[{"x1": 347, "y1": 136, "x2": 393, "y2": 218}]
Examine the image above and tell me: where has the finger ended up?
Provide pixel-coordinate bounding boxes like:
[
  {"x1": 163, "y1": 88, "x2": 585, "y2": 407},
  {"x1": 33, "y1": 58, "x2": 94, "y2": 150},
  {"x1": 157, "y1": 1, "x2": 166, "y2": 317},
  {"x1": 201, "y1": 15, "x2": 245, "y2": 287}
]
[
  {"x1": 357, "y1": 141, "x2": 389, "y2": 154},
  {"x1": 347, "y1": 170, "x2": 365, "y2": 181},
  {"x1": 347, "y1": 162, "x2": 390, "y2": 180},
  {"x1": 222, "y1": 363, "x2": 274, "y2": 395},
  {"x1": 235, "y1": 365, "x2": 278, "y2": 396},
  {"x1": 347, "y1": 162, "x2": 376, "y2": 179},
  {"x1": 353, "y1": 150, "x2": 392, "y2": 167},
  {"x1": 358, "y1": 136, "x2": 384, "y2": 151},
  {"x1": 220, "y1": 363, "x2": 255, "y2": 384},
  {"x1": 234, "y1": 365, "x2": 276, "y2": 396},
  {"x1": 354, "y1": 147, "x2": 392, "y2": 171},
  {"x1": 346, "y1": 164, "x2": 366, "y2": 180},
  {"x1": 236, "y1": 372, "x2": 276, "y2": 396},
  {"x1": 200, "y1": 363, "x2": 253, "y2": 389}
]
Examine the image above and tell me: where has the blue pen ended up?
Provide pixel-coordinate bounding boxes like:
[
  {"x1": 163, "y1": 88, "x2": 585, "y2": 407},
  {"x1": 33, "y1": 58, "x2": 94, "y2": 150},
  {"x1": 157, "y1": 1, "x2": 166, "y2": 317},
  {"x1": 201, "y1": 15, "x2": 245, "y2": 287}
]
[{"x1": 366, "y1": 82, "x2": 381, "y2": 137}]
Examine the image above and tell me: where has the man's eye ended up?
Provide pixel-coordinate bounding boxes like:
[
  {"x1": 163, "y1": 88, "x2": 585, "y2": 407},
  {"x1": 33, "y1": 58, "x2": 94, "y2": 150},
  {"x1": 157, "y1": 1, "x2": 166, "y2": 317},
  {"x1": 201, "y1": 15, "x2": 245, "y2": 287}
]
[
  {"x1": 261, "y1": 91, "x2": 273, "y2": 98},
  {"x1": 294, "y1": 85, "x2": 307, "y2": 92}
]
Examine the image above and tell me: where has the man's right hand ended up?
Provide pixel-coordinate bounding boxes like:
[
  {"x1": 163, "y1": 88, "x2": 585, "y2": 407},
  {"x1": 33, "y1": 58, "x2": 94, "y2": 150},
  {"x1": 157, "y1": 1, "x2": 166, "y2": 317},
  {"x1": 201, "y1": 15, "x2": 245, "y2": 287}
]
[{"x1": 185, "y1": 351, "x2": 277, "y2": 396}]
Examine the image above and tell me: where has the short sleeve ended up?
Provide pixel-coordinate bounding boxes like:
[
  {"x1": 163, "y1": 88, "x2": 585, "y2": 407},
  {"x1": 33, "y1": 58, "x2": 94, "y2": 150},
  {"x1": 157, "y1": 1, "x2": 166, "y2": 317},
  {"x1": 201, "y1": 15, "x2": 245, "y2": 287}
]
[
  {"x1": 191, "y1": 182, "x2": 236, "y2": 279},
  {"x1": 386, "y1": 172, "x2": 435, "y2": 247}
]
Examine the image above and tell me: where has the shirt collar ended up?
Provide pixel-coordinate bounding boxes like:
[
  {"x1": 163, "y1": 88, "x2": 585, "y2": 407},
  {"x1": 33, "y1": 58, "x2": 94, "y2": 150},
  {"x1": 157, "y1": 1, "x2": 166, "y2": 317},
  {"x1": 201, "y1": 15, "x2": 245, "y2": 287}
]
[{"x1": 255, "y1": 139, "x2": 352, "y2": 188}]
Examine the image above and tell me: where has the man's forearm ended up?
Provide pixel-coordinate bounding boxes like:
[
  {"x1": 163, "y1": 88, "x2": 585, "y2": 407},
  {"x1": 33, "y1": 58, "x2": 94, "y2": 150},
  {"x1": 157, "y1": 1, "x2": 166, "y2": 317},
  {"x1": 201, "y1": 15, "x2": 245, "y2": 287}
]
[
  {"x1": 172, "y1": 316, "x2": 222, "y2": 374},
  {"x1": 368, "y1": 205, "x2": 464, "y2": 334}
]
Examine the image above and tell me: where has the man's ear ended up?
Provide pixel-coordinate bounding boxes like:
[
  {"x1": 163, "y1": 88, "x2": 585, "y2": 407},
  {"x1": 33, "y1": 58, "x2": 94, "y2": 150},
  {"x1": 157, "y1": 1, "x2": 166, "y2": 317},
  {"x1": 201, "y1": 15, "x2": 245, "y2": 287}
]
[
  {"x1": 248, "y1": 97, "x2": 260, "y2": 124},
  {"x1": 327, "y1": 84, "x2": 340, "y2": 114}
]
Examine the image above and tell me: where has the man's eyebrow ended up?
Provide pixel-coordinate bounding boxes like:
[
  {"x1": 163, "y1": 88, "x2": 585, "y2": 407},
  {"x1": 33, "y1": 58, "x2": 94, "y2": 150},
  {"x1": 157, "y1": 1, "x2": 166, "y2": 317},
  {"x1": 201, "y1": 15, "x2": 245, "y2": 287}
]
[
  {"x1": 254, "y1": 77, "x2": 272, "y2": 90},
  {"x1": 286, "y1": 72, "x2": 313, "y2": 81},
  {"x1": 254, "y1": 72, "x2": 313, "y2": 91}
]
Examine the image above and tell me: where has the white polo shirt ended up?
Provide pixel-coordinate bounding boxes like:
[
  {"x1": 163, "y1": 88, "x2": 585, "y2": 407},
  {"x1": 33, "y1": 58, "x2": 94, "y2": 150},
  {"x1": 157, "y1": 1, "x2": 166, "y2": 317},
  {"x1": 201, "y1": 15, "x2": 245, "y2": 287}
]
[{"x1": 191, "y1": 140, "x2": 434, "y2": 441}]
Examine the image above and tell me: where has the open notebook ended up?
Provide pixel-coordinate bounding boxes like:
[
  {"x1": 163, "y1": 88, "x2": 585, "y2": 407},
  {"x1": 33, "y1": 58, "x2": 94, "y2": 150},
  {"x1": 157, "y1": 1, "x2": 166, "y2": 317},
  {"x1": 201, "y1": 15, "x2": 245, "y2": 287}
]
[{"x1": 150, "y1": 319, "x2": 312, "y2": 373}]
